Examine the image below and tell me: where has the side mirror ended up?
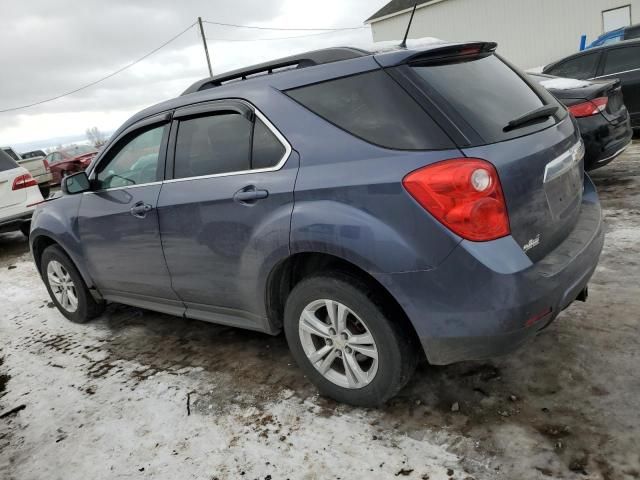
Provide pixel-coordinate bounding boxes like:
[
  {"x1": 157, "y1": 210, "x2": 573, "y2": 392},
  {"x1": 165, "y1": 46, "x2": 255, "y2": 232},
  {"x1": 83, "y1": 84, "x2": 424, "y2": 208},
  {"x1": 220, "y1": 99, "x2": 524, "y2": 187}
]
[{"x1": 61, "y1": 171, "x2": 91, "y2": 195}]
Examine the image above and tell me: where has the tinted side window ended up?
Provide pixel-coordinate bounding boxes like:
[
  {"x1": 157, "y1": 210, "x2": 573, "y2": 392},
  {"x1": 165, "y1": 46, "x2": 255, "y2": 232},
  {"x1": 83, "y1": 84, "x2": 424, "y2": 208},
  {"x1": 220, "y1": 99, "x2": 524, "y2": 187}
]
[
  {"x1": 95, "y1": 125, "x2": 166, "y2": 189},
  {"x1": 603, "y1": 46, "x2": 640, "y2": 75},
  {"x1": 0, "y1": 149, "x2": 19, "y2": 172},
  {"x1": 286, "y1": 70, "x2": 452, "y2": 150},
  {"x1": 252, "y1": 118, "x2": 286, "y2": 169},
  {"x1": 175, "y1": 113, "x2": 252, "y2": 179},
  {"x1": 547, "y1": 53, "x2": 599, "y2": 79}
]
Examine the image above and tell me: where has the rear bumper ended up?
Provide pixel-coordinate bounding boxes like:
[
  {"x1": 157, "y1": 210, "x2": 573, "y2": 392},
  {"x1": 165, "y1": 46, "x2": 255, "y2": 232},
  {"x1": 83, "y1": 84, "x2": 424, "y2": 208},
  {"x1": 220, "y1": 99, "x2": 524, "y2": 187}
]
[
  {"x1": 375, "y1": 176, "x2": 604, "y2": 365},
  {"x1": 0, "y1": 211, "x2": 33, "y2": 233},
  {"x1": 579, "y1": 111, "x2": 633, "y2": 170}
]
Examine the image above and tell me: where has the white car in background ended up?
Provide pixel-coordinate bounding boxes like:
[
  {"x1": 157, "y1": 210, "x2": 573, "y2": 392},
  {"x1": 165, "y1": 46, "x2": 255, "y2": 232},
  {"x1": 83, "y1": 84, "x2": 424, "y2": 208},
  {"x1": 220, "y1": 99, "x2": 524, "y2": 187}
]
[
  {"x1": 0, "y1": 149, "x2": 44, "y2": 237},
  {"x1": 1, "y1": 146, "x2": 53, "y2": 198}
]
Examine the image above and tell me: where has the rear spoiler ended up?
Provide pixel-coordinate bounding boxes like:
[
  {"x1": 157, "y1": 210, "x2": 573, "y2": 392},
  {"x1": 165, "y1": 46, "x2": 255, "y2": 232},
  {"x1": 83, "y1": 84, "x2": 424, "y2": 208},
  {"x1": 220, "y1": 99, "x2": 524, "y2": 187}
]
[{"x1": 374, "y1": 42, "x2": 498, "y2": 68}]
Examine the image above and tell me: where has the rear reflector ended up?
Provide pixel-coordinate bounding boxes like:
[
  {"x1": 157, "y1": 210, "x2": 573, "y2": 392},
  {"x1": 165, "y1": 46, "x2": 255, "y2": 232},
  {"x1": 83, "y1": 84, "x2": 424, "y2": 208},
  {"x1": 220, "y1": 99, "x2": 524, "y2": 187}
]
[
  {"x1": 525, "y1": 307, "x2": 552, "y2": 327},
  {"x1": 403, "y1": 158, "x2": 510, "y2": 242},
  {"x1": 568, "y1": 97, "x2": 608, "y2": 118},
  {"x1": 12, "y1": 173, "x2": 38, "y2": 191}
]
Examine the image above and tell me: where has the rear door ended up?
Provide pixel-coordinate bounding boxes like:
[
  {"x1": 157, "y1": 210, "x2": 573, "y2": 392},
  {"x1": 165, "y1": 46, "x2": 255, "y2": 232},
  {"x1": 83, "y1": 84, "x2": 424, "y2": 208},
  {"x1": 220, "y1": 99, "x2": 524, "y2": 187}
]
[
  {"x1": 598, "y1": 44, "x2": 640, "y2": 127},
  {"x1": 158, "y1": 100, "x2": 296, "y2": 330},
  {"x1": 403, "y1": 52, "x2": 582, "y2": 261},
  {"x1": 78, "y1": 114, "x2": 183, "y2": 314}
]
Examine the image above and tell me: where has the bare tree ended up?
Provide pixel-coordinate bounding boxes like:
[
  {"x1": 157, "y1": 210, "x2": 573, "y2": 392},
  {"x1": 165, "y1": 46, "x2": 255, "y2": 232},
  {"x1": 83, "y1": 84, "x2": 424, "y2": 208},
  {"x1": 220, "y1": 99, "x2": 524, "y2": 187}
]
[{"x1": 86, "y1": 127, "x2": 107, "y2": 148}]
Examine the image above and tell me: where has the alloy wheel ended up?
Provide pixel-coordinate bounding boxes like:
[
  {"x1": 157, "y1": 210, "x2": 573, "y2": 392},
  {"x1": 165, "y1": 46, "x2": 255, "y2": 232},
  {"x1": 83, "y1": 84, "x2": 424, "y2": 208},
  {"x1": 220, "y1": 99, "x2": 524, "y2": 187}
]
[
  {"x1": 47, "y1": 260, "x2": 79, "y2": 313},
  {"x1": 298, "y1": 299, "x2": 379, "y2": 389}
]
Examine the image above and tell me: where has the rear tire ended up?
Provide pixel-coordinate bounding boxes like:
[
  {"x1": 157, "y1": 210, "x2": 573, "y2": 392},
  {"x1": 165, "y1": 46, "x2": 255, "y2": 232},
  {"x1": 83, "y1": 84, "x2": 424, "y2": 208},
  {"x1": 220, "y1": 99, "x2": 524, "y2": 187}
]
[
  {"x1": 41, "y1": 245, "x2": 105, "y2": 323},
  {"x1": 284, "y1": 272, "x2": 418, "y2": 407}
]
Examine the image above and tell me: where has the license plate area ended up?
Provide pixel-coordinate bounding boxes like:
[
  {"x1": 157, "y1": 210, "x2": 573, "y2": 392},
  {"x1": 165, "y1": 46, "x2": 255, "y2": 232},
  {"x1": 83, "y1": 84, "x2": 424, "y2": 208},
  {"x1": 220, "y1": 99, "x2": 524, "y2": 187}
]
[{"x1": 544, "y1": 142, "x2": 584, "y2": 220}]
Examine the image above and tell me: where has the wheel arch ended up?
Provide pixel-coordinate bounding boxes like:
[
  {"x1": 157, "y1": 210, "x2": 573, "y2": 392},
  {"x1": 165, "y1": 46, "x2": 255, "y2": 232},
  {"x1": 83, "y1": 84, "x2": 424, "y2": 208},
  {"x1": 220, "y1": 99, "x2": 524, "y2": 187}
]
[{"x1": 265, "y1": 251, "x2": 422, "y2": 356}]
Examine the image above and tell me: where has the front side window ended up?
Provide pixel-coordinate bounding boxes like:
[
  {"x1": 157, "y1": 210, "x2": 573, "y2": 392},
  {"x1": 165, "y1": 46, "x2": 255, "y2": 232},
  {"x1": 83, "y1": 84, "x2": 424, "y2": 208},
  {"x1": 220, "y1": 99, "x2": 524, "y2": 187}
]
[
  {"x1": 173, "y1": 112, "x2": 287, "y2": 179},
  {"x1": 95, "y1": 124, "x2": 166, "y2": 189},
  {"x1": 603, "y1": 46, "x2": 640, "y2": 75},
  {"x1": 547, "y1": 53, "x2": 600, "y2": 79}
]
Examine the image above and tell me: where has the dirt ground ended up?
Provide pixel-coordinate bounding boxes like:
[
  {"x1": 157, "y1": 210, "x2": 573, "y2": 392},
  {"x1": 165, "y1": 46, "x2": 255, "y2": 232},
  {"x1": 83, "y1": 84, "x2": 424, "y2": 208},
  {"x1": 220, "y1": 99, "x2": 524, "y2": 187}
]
[{"x1": 1, "y1": 141, "x2": 639, "y2": 480}]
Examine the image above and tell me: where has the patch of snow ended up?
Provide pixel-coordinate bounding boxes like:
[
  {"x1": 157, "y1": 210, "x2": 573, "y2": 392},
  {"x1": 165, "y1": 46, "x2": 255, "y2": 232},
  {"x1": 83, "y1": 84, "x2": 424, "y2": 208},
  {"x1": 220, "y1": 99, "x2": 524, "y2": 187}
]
[
  {"x1": 539, "y1": 77, "x2": 591, "y2": 90},
  {"x1": 526, "y1": 66, "x2": 545, "y2": 74}
]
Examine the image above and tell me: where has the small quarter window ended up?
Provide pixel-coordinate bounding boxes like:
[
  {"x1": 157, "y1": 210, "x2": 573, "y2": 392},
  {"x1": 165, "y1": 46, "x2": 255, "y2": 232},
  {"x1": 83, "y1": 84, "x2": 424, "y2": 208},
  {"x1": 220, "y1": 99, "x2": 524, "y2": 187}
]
[{"x1": 252, "y1": 118, "x2": 286, "y2": 170}]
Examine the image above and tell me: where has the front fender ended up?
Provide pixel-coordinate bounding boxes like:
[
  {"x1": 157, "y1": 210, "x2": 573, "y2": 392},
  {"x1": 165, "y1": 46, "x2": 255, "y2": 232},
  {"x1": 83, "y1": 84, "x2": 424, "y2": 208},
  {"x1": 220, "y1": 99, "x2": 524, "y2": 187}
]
[{"x1": 29, "y1": 195, "x2": 94, "y2": 288}]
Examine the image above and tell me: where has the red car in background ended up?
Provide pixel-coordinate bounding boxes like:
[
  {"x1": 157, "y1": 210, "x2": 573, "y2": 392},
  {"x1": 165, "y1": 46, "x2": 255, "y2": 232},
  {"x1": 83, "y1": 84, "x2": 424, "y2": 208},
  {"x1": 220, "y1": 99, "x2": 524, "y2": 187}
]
[{"x1": 45, "y1": 145, "x2": 98, "y2": 185}]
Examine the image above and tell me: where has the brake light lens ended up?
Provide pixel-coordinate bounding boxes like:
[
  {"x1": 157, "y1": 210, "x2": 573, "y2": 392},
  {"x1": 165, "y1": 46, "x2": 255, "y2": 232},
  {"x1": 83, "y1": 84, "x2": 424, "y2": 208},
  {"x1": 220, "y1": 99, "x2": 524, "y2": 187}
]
[
  {"x1": 12, "y1": 173, "x2": 38, "y2": 191},
  {"x1": 403, "y1": 158, "x2": 510, "y2": 241},
  {"x1": 568, "y1": 97, "x2": 608, "y2": 118},
  {"x1": 43, "y1": 159, "x2": 50, "y2": 172}
]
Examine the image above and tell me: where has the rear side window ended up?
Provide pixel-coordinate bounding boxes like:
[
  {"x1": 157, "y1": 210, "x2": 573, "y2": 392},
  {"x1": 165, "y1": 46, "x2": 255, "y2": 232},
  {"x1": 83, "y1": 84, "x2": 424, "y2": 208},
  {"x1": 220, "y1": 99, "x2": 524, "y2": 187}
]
[
  {"x1": 547, "y1": 53, "x2": 600, "y2": 79},
  {"x1": 603, "y1": 46, "x2": 640, "y2": 75},
  {"x1": 174, "y1": 113, "x2": 287, "y2": 179},
  {"x1": 286, "y1": 70, "x2": 452, "y2": 150},
  {"x1": 0, "y1": 149, "x2": 19, "y2": 172},
  {"x1": 412, "y1": 55, "x2": 556, "y2": 144}
]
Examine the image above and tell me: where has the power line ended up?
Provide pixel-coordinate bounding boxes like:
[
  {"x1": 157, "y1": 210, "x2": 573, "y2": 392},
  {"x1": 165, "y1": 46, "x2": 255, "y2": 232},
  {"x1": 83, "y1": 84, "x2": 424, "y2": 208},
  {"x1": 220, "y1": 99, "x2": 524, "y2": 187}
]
[
  {"x1": 206, "y1": 30, "x2": 349, "y2": 42},
  {"x1": 0, "y1": 22, "x2": 197, "y2": 114},
  {"x1": 202, "y1": 19, "x2": 367, "y2": 32}
]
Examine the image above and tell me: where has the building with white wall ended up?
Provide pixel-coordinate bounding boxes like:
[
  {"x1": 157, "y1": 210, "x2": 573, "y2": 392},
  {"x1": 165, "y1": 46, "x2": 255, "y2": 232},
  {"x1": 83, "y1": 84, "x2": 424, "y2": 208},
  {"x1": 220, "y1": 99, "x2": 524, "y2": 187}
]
[{"x1": 366, "y1": 0, "x2": 640, "y2": 69}]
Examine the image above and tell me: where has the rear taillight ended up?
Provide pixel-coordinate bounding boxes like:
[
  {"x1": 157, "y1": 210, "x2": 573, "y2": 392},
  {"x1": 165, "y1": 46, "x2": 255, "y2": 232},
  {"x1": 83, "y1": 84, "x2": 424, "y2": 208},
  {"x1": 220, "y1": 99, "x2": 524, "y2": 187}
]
[
  {"x1": 43, "y1": 159, "x2": 51, "y2": 172},
  {"x1": 403, "y1": 158, "x2": 510, "y2": 242},
  {"x1": 568, "y1": 97, "x2": 608, "y2": 118},
  {"x1": 12, "y1": 173, "x2": 38, "y2": 191}
]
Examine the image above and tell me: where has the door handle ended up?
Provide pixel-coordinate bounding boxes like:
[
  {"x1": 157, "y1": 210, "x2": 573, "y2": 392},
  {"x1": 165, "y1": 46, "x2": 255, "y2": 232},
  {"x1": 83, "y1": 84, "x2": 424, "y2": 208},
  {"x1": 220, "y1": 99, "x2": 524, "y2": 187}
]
[
  {"x1": 233, "y1": 186, "x2": 269, "y2": 204},
  {"x1": 130, "y1": 201, "x2": 153, "y2": 218}
]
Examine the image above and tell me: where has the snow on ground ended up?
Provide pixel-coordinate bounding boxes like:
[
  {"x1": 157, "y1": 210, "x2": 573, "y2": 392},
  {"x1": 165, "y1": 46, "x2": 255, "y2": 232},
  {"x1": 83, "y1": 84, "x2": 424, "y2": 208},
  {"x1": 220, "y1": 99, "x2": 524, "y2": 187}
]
[
  {"x1": 0, "y1": 258, "x2": 475, "y2": 480},
  {"x1": 2, "y1": 141, "x2": 640, "y2": 480}
]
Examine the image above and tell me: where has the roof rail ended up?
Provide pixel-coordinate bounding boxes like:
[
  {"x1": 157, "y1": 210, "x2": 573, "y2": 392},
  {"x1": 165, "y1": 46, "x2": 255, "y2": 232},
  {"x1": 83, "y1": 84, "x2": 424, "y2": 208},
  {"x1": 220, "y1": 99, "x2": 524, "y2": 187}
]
[{"x1": 181, "y1": 47, "x2": 370, "y2": 95}]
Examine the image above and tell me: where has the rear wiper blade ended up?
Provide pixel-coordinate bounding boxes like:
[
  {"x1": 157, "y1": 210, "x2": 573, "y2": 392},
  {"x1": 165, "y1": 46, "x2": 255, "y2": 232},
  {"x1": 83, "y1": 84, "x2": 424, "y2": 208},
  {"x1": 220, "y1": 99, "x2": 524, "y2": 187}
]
[{"x1": 504, "y1": 105, "x2": 558, "y2": 132}]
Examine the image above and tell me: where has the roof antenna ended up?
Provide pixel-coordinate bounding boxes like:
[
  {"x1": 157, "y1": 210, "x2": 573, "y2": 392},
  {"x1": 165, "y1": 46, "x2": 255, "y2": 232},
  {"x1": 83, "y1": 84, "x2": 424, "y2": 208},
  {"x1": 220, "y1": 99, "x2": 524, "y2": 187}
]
[{"x1": 399, "y1": 3, "x2": 418, "y2": 49}]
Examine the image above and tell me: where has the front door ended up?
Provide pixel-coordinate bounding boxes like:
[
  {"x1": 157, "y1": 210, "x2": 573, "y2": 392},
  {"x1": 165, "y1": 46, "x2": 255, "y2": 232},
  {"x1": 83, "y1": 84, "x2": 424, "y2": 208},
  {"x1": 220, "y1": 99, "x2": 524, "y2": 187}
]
[
  {"x1": 157, "y1": 101, "x2": 297, "y2": 330},
  {"x1": 78, "y1": 118, "x2": 183, "y2": 315}
]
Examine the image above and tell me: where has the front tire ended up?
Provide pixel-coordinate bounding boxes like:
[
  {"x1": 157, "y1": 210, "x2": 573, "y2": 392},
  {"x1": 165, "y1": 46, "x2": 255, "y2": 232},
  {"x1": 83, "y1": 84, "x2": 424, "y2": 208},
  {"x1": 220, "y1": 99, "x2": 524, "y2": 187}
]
[
  {"x1": 284, "y1": 273, "x2": 418, "y2": 407},
  {"x1": 41, "y1": 245, "x2": 104, "y2": 323}
]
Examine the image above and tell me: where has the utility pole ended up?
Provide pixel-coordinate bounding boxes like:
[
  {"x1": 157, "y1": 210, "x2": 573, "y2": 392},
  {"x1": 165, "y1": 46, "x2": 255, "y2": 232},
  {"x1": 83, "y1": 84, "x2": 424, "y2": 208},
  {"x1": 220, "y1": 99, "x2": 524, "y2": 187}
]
[{"x1": 197, "y1": 16, "x2": 213, "y2": 77}]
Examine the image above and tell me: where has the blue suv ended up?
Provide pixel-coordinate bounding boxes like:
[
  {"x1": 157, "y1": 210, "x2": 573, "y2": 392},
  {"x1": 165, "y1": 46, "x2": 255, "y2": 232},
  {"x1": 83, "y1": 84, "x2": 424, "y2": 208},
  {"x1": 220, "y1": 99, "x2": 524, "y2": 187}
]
[{"x1": 30, "y1": 42, "x2": 604, "y2": 406}]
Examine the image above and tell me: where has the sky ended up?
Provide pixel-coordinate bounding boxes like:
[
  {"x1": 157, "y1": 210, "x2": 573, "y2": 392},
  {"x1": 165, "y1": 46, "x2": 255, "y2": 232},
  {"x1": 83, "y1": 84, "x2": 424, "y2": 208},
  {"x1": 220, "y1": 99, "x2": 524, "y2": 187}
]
[{"x1": 1, "y1": 0, "x2": 389, "y2": 150}]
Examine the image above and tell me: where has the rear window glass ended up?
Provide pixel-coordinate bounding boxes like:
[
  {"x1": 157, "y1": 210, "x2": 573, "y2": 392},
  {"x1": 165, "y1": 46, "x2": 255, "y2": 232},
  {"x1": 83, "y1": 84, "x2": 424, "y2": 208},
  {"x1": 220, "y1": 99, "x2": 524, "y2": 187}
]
[
  {"x1": 2, "y1": 148, "x2": 20, "y2": 162},
  {"x1": 546, "y1": 53, "x2": 600, "y2": 79},
  {"x1": 0, "y1": 149, "x2": 19, "y2": 172},
  {"x1": 411, "y1": 55, "x2": 556, "y2": 144},
  {"x1": 286, "y1": 70, "x2": 453, "y2": 150},
  {"x1": 603, "y1": 46, "x2": 640, "y2": 75}
]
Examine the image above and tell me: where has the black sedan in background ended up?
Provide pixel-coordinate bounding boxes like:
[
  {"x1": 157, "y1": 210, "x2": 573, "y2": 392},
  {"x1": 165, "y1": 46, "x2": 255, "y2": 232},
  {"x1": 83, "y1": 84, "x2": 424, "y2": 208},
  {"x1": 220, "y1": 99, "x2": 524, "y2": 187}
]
[
  {"x1": 542, "y1": 39, "x2": 640, "y2": 130},
  {"x1": 529, "y1": 73, "x2": 633, "y2": 170}
]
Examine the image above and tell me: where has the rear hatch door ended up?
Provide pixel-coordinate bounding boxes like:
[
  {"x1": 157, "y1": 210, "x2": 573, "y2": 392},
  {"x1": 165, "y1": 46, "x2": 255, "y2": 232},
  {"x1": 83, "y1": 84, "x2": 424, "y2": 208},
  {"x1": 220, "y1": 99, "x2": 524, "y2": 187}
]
[{"x1": 385, "y1": 45, "x2": 584, "y2": 261}]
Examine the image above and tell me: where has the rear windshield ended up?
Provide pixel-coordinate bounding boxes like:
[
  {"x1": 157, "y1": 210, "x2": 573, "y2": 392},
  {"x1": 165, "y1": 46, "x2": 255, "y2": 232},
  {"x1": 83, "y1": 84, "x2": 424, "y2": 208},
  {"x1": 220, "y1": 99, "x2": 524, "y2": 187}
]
[
  {"x1": 0, "y1": 149, "x2": 19, "y2": 172},
  {"x1": 411, "y1": 55, "x2": 560, "y2": 144},
  {"x1": 2, "y1": 148, "x2": 20, "y2": 162}
]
